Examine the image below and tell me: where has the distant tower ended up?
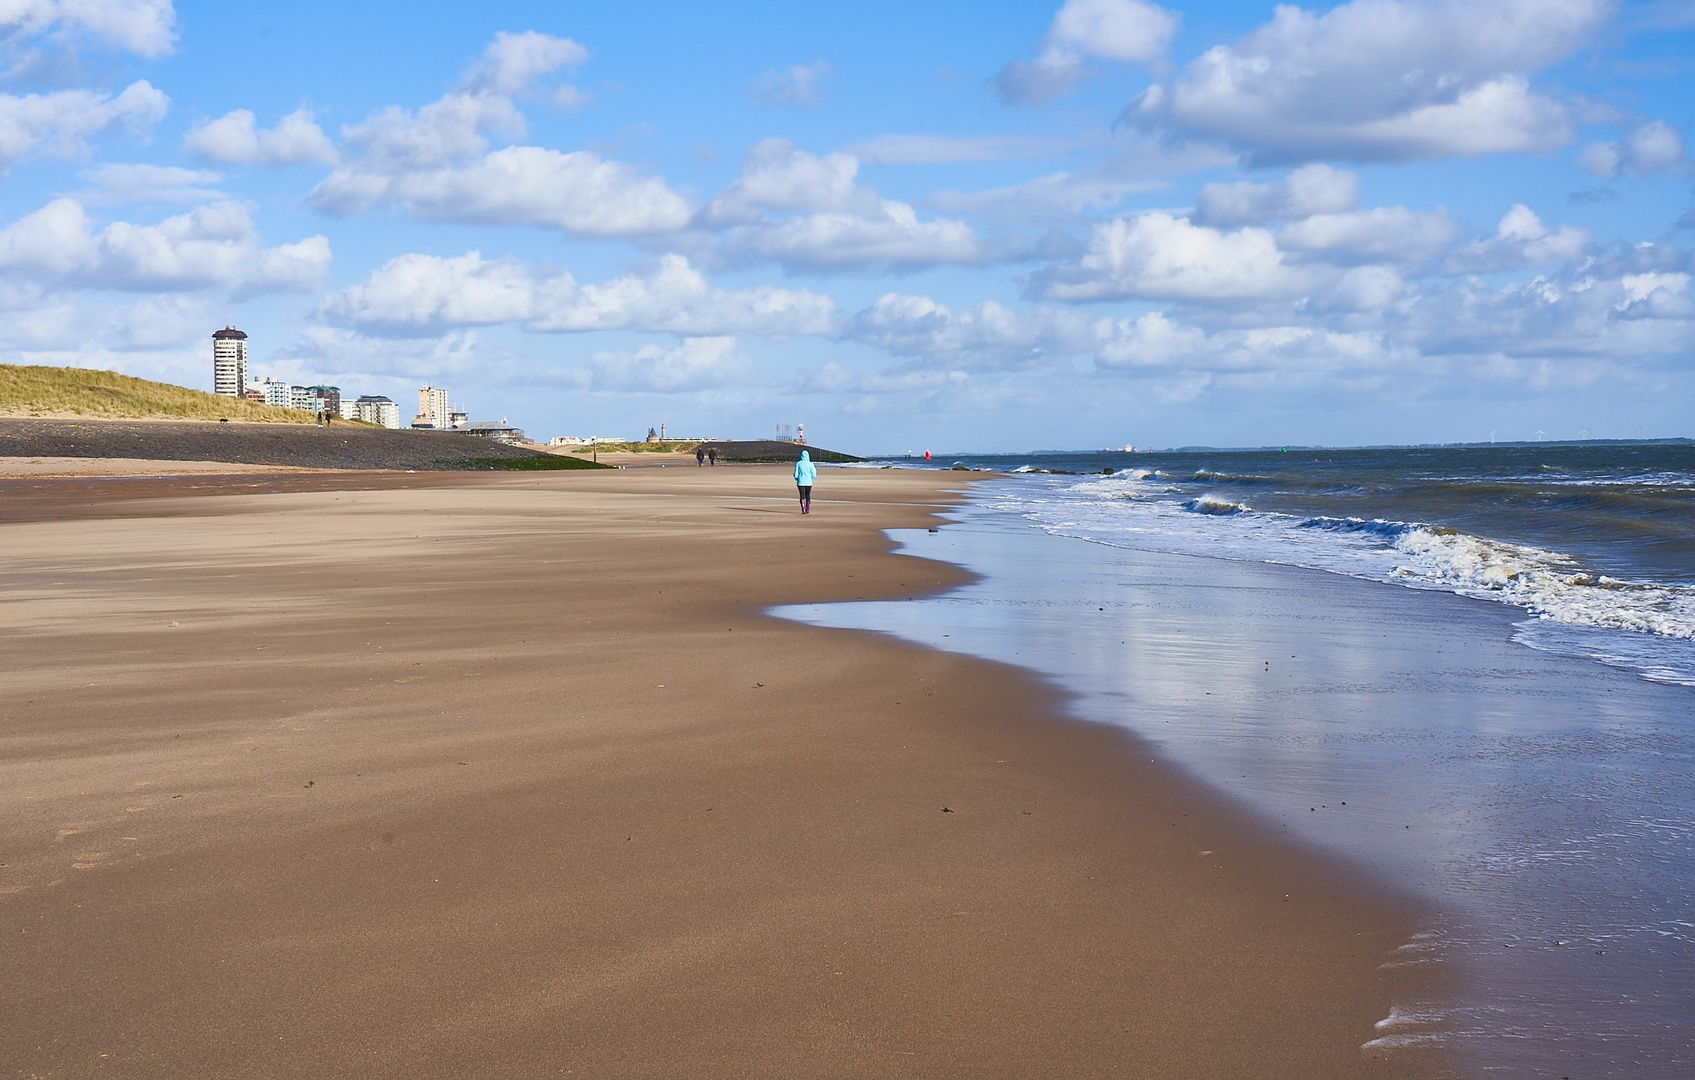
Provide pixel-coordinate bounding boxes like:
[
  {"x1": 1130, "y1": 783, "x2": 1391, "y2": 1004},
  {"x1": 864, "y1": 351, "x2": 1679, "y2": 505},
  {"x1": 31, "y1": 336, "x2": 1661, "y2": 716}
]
[
  {"x1": 414, "y1": 385, "x2": 451, "y2": 429},
  {"x1": 212, "y1": 327, "x2": 247, "y2": 397}
]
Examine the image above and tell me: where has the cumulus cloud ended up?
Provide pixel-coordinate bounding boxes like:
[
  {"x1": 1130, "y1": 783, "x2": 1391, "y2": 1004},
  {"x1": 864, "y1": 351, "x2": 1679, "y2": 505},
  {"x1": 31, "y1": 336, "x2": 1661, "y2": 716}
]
[
  {"x1": 184, "y1": 109, "x2": 336, "y2": 166},
  {"x1": 996, "y1": 0, "x2": 1179, "y2": 105},
  {"x1": 530, "y1": 254, "x2": 835, "y2": 334},
  {"x1": 323, "y1": 251, "x2": 836, "y2": 337},
  {"x1": 0, "y1": 81, "x2": 167, "y2": 169},
  {"x1": 0, "y1": 197, "x2": 330, "y2": 295},
  {"x1": 1193, "y1": 164, "x2": 1360, "y2": 226},
  {"x1": 462, "y1": 30, "x2": 587, "y2": 95},
  {"x1": 1128, "y1": 0, "x2": 1606, "y2": 163},
  {"x1": 929, "y1": 139, "x2": 1234, "y2": 222},
  {"x1": 1033, "y1": 212, "x2": 1305, "y2": 302},
  {"x1": 306, "y1": 38, "x2": 690, "y2": 238},
  {"x1": 1578, "y1": 120, "x2": 1685, "y2": 177},
  {"x1": 1443, "y1": 204, "x2": 1590, "y2": 273},
  {"x1": 315, "y1": 145, "x2": 691, "y2": 235},
  {"x1": 748, "y1": 60, "x2": 832, "y2": 108},
  {"x1": 846, "y1": 293, "x2": 1094, "y2": 363},
  {"x1": 699, "y1": 139, "x2": 982, "y2": 270},
  {"x1": 1094, "y1": 311, "x2": 1209, "y2": 367},
  {"x1": 1, "y1": 0, "x2": 177, "y2": 59},
  {"x1": 332, "y1": 91, "x2": 523, "y2": 173},
  {"x1": 80, "y1": 162, "x2": 223, "y2": 203},
  {"x1": 591, "y1": 336, "x2": 752, "y2": 392},
  {"x1": 1278, "y1": 206, "x2": 1456, "y2": 263}
]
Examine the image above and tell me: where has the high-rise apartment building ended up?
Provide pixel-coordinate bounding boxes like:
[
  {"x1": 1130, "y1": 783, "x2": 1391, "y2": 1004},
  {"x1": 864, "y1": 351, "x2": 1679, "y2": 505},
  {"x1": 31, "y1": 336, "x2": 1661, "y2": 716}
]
[
  {"x1": 308, "y1": 386, "x2": 341, "y2": 415},
  {"x1": 212, "y1": 327, "x2": 247, "y2": 397},
  {"x1": 260, "y1": 377, "x2": 291, "y2": 407},
  {"x1": 354, "y1": 395, "x2": 401, "y2": 429},
  {"x1": 414, "y1": 385, "x2": 451, "y2": 429}
]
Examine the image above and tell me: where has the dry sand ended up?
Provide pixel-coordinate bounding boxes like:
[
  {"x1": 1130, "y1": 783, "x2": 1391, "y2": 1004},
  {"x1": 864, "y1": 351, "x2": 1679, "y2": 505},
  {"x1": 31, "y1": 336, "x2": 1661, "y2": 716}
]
[{"x1": 0, "y1": 466, "x2": 1446, "y2": 1078}]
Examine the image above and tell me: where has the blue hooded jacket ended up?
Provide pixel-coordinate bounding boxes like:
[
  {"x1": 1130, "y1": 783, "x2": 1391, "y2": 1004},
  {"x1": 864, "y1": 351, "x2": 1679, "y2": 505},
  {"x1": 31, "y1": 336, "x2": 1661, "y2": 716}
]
[{"x1": 793, "y1": 450, "x2": 817, "y2": 486}]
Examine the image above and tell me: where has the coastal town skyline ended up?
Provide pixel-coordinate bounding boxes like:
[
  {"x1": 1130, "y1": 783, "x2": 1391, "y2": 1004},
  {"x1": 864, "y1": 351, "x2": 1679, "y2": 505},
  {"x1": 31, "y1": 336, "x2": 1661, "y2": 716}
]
[{"x1": 0, "y1": 0, "x2": 1690, "y2": 452}]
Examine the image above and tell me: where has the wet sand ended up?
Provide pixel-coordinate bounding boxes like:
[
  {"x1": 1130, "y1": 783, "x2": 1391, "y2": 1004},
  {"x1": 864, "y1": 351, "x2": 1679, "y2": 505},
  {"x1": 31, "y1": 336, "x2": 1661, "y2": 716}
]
[{"x1": 0, "y1": 466, "x2": 1445, "y2": 1078}]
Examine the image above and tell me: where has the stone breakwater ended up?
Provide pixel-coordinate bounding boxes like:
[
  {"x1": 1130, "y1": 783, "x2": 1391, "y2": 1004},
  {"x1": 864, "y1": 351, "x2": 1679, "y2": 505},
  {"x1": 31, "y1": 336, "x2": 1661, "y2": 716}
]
[{"x1": 0, "y1": 419, "x2": 551, "y2": 471}]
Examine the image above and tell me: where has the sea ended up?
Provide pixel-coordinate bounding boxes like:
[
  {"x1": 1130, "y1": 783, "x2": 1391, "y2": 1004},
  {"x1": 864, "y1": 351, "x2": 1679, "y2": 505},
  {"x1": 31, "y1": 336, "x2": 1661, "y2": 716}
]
[{"x1": 777, "y1": 441, "x2": 1695, "y2": 1078}]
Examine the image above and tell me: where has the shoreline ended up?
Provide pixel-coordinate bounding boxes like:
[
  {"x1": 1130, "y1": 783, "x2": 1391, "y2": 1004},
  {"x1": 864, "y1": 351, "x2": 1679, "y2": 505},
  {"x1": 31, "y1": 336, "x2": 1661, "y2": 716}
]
[
  {"x1": 0, "y1": 466, "x2": 1447, "y2": 1077},
  {"x1": 791, "y1": 488, "x2": 1695, "y2": 1076}
]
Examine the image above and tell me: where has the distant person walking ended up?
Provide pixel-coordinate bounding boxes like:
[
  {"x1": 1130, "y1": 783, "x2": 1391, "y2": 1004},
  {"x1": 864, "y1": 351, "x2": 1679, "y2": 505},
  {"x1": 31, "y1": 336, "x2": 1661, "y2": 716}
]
[
  {"x1": 794, "y1": 449, "x2": 816, "y2": 514},
  {"x1": 696, "y1": 447, "x2": 705, "y2": 466},
  {"x1": 707, "y1": 447, "x2": 717, "y2": 466}
]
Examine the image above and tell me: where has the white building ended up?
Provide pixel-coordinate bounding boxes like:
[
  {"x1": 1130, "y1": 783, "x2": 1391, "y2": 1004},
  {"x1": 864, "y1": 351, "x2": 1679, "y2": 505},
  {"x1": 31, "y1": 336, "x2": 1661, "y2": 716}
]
[
  {"x1": 413, "y1": 385, "x2": 451, "y2": 429},
  {"x1": 212, "y1": 327, "x2": 247, "y2": 397},
  {"x1": 259, "y1": 377, "x2": 291, "y2": 407},
  {"x1": 290, "y1": 386, "x2": 316, "y2": 411},
  {"x1": 354, "y1": 395, "x2": 401, "y2": 429}
]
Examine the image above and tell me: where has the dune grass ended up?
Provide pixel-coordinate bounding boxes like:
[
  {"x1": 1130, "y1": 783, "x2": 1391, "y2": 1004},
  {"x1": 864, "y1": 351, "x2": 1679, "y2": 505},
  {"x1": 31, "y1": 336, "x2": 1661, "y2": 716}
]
[{"x1": 0, "y1": 364, "x2": 317, "y2": 423}]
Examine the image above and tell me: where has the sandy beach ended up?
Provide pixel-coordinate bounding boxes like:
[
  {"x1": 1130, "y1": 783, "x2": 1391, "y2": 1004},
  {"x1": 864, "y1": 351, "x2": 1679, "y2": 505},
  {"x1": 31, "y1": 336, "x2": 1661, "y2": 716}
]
[{"x1": 1, "y1": 465, "x2": 1442, "y2": 1078}]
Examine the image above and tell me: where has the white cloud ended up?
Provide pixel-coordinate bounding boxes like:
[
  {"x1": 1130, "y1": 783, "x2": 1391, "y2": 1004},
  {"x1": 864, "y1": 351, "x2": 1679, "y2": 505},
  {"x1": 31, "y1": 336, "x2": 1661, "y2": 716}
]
[
  {"x1": 1278, "y1": 206, "x2": 1456, "y2": 262},
  {"x1": 324, "y1": 251, "x2": 836, "y2": 337},
  {"x1": 184, "y1": 109, "x2": 336, "y2": 166},
  {"x1": 1034, "y1": 212, "x2": 1304, "y2": 302},
  {"x1": 333, "y1": 91, "x2": 523, "y2": 173},
  {"x1": 1, "y1": 0, "x2": 176, "y2": 58},
  {"x1": 704, "y1": 139, "x2": 863, "y2": 223},
  {"x1": 80, "y1": 163, "x2": 223, "y2": 203},
  {"x1": 929, "y1": 139, "x2": 1234, "y2": 222},
  {"x1": 323, "y1": 251, "x2": 536, "y2": 330},
  {"x1": 1095, "y1": 311, "x2": 1209, "y2": 367},
  {"x1": 0, "y1": 197, "x2": 330, "y2": 295},
  {"x1": 748, "y1": 60, "x2": 832, "y2": 108},
  {"x1": 996, "y1": 0, "x2": 1179, "y2": 105},
  {"x1": 531, "y1": 254, "x2": 835, "y2": 335},
  {"x1": 1128, "y1": 0, "x2": 1605, "y2": 162},
  {"x1": 1443, "y1": 204, "x2": 1590, "y2": 273},
  {"x1": 315, "y1": 145, "x2": 692, "y2": 236},
  {"x1": 700, "y1": 140, "x2": 982, "y2": 270},
  {"x1": 1194, "y1": 164, "x2": 1359, "y2": 226},
  {"x1": 307, "y1": 46, "x2": 689, "y2": 238},
  {"x1": 110, "y1": 293, "x2": 208, "y2": 349},
  {"x1": 1322, "y1": 264, "x2": 1407, "y2": 310},
  {"x1": 1578, "y1": 120, "x2": 1685, "y2": 177},
  {"x1": 721, "y1": 203, "x2": 982, "y2": 270},
  {"x1": 591, "y1": 336, "x2": 752, "y2": 392},
  {"x1": 0, "y1": 81, "x2": 167, "y2": 169},
  {"x1": 462, "y1": 30, "x2": 587, "y2": 95},
  {"x1": 846, "y1": 293, "x2": 1094, "y2": 362}
]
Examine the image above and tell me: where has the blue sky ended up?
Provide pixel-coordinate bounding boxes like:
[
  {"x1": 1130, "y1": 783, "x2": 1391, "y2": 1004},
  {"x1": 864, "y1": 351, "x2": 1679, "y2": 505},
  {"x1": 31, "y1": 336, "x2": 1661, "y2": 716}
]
[{"x1": 1, "y1": 0, "x2": 1691, "y2": 451}]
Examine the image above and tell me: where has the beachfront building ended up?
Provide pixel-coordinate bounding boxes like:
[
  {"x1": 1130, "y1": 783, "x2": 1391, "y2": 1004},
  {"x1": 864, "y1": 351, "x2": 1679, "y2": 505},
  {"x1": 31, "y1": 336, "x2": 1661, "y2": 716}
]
[
  {"x1": 308, "y1": 386, "x2": 341, "y2": 415},
  {"x1": 413, "y1": 385, "x2": 451, "y2": 429},
  {"x1": 457, "y1": 420, "x2": 527, "y2": 445},
  {"x1": 212, "y1": 327, "x2": 247, "y2": 397},
  {"x1": 353, "y1": 395, "x2": 401, "y2": 429},
  {"x1": 290, "y1": 385, "x2": 315, "y2": 411},
  {"x1": 259, "y1": 378, "x2": 291, "y2": 407}
]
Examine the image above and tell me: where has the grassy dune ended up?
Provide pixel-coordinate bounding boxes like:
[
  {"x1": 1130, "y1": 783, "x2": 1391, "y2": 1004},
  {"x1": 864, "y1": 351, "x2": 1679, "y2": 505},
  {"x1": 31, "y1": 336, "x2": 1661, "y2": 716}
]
[{"x1": 0, "y1": 364, "x2": 316, "y2": 423}]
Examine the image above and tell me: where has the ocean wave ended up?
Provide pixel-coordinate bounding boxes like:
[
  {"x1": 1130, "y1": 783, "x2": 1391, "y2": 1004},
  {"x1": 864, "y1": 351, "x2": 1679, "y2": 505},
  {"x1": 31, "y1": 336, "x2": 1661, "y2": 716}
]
[
  {"x1": 1387, "y1": 526, "x2": 1695, "y2": 639},
  {"x1": 991, "y1": 476, "x2": 1695, "y2": 680},
  {"x1": 1192, "y1": 468, "x2": 1276, "y2": 485},
  {"x1": 1184, "y1": 494, "x2": 1248, "y2": 515}
]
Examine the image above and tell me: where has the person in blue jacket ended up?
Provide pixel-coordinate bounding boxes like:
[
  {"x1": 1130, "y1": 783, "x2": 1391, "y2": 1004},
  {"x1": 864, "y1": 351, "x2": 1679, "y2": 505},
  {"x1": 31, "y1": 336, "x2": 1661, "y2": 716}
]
[{"x1": 793, "y1": 449, "x2": 817, "y2": 514}]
